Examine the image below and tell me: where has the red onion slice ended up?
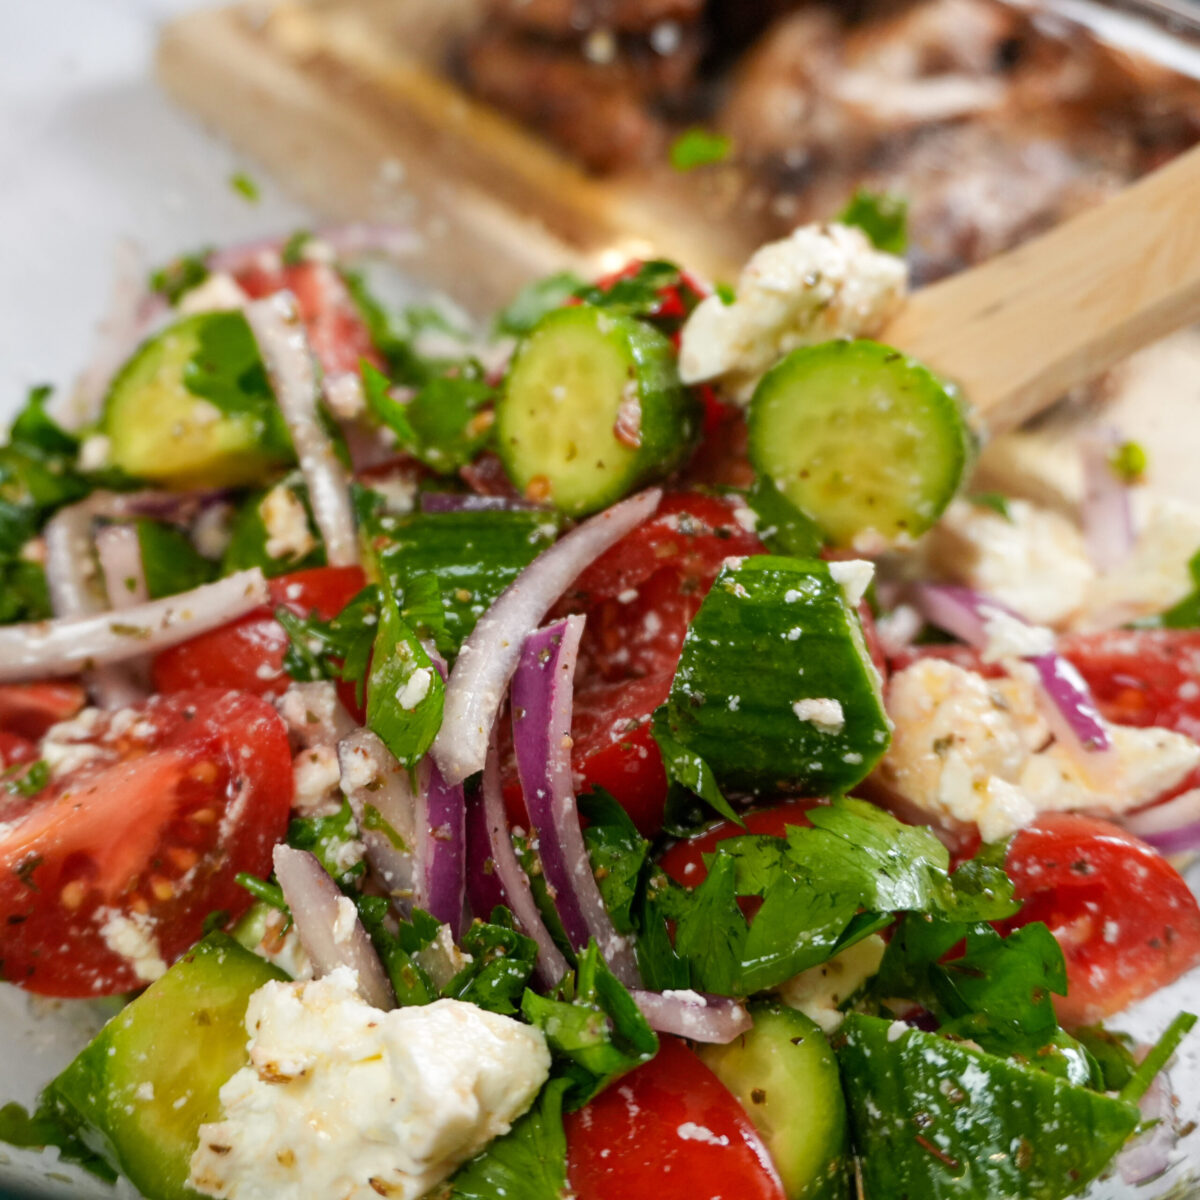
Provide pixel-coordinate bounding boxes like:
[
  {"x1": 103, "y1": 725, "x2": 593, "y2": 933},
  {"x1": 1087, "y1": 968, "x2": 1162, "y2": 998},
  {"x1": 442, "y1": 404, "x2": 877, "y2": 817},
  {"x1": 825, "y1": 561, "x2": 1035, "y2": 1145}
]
[
  {"x1": 1118, "y1": 1069, "x2": 1177, "y2": 1185},
  {"x1": 1122, "y1": 788, "x2": 1200, "y2": 854},
  {"x1": 465, "y1": 789, "x2": 509, "y2": 919},
  {"x1": 272, "y1": 844, "x2": 395, "y2": 1011},
  {"x1": 629, "y1": 989, "x2": 752, "y2": 1044},
  {"x1": 1080, "y1": 426, "x2": 1137, "y2": 573},
  {"x1": 512, "y1": 616, "x2": 641, "y2": 987},
  {"x1": 431, "y1": 488, "x2": 661, "y2": 785},
  {"x1": 338, "y1": 729, "x2": 420, "y2": 905},
  {"x1": 481, "y1": 735, "x2": 569, "y2": 988},
  {"x1": 0, "y1": 569, "x2": 269, "y2": 683},
  {"x1": 245, "y1": 293, "x2": 359, "y2": 568},
  {"x1": 913, "y1": 584, "x2": 1111, "y2": 755},
  {"x1": 95, "y1": 524, "x2": 148, "y2": 609},
  {"x1": 420, "y1": 758, "x2": 467, "y2": 938}
]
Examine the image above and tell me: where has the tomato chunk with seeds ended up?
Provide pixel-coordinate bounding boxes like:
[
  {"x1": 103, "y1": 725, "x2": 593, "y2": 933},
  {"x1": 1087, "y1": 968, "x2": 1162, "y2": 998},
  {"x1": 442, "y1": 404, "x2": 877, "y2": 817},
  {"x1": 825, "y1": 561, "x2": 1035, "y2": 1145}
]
[
  {"x1": 1000, "y1": 813, "x2": 1200, "y2": 1026},
  {"x1": 0, "y1": 690, "x2": 293, "y2": 997},
  {"x1": 152, "y1": 566, "x2": 367, "y2": 702},
  {"x1": 566, "y1": 1037, "x2": 785, "y2": 1200}
]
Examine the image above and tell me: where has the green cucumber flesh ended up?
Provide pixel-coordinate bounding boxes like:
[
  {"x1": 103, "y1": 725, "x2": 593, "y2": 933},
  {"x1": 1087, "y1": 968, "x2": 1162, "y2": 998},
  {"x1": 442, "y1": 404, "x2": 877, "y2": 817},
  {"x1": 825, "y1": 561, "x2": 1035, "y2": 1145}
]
[
  {"x1": 836, "y1": 1013, "x2": 1140, "y2": 1200},
  {"x1": 748, "y1": 340, "x2": 971, "y2": 548},
  {"x1": 659, "y1": 555, "x2": 891, "y2": 795},
  {"x1": 48, "y1": 933, "x2": 285, "y2": 1200},
  {"x1": 103, "y1": 311, "x2": 293, "y2": 488},
  {"x1": 496, "y1": 305, "x2": 698, "y2": 516},
  {"x1": 701, "y1": 1004, "x2": 849, "y2": 1200}
]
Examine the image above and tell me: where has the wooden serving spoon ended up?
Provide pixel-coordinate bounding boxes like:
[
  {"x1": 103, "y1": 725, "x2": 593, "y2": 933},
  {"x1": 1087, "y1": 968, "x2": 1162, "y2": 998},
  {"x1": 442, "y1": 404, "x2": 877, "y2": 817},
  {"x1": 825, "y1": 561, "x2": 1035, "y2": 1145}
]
[{"x1": 880, "y1": 141, "x2": 1200, "y2": 436}]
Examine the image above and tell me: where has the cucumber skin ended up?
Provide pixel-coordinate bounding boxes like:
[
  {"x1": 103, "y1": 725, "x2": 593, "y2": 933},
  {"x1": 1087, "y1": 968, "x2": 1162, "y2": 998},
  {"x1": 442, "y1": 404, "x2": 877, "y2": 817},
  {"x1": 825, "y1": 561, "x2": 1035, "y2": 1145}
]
[
  {"x1": 748, "y1": 340, "x2": 973, "y2": 548},
  {"x1": 48, "y1": 934, "x2": 285, "y2": 1200},
  {"x1": 103, "y1": 311, "x2": 293, "y2": 489},
  {"x1": 701, "y1": 1004, "x2": 850, "y2": 1200},
  {"x1": 496, "y1": 305, "x2": 700, "y2": 516},
  {"x1": 836, "y1": 1014, "x2": 1140, "y2": 1200},
  {"x1": 659, "y1": 556, "x2": 891, "y2": 796}
]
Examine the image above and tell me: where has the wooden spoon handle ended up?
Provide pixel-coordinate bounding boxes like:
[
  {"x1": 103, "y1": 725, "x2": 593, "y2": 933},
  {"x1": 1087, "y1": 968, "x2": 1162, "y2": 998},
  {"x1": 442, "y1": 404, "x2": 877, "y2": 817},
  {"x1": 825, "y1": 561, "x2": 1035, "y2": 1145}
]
[{"x1": 880, "y1": 143, "x2": 1200, "y2": 436}]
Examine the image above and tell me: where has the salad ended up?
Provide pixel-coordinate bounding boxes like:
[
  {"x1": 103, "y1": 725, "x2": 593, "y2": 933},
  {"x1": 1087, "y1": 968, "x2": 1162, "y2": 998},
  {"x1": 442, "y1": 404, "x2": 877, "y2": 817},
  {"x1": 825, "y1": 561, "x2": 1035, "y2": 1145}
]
[{"x1": 0, "y1": 206, "x2": 1198, "y2": 1200}]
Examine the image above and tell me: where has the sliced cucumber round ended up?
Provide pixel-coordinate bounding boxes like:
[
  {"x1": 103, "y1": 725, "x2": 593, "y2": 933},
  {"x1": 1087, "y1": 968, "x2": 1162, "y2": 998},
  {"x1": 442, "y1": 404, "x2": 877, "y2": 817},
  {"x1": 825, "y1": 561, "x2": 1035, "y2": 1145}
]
[
  {"x1": 496, "y1": 304, "x2": 698, "y2": 516},
  {"x1": 700, "y1": 1003, "x2": 850, "y2": 1200},
  {"x1": 103, "y1": 311, "x2": 294, "y2": 488},
  {"x1": 748, "y1": 339, "x2": 972, "y2": 548}
]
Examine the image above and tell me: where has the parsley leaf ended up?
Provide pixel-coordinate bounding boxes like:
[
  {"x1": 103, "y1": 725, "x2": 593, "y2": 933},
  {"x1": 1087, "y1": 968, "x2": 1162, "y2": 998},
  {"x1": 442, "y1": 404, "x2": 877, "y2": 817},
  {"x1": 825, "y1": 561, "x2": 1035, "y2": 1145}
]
[
  {"x1": 495, "y1": 273, "x2": 584, "y2": 337},
  {"x1": 578, "y1": 790, "x2": 648, "y2": 935},
  {"x1": 443, "y1": 910, "x2": 539, "y2": 1016},
  {"x1": 3, "y1": 759, "x2": 49, "y2": 798},
  {"x1": 522, "y1": 941, "x2": 658, "y2": 1108},
  {"x1": 445, "y1": 1078, "x2": 570, "y2": 1200},
  {"x1": 669, "y1": 128, "x2": 733, "y2": 171},
  {"x1": 136, "y1": 520, "x2": 216, "y2": 599},
  {"x1": 149, "y1": 249, "x2": 211, "y2": 305},
  {"x1": 837, "y1": 189, "x2": 909, "y2": 255},
  {"x1": 286, "y1": 798, "x2": 364, "y2": 889},
  {"x1": 651, "y1": 709, "x2": 741, "y2": 828}
]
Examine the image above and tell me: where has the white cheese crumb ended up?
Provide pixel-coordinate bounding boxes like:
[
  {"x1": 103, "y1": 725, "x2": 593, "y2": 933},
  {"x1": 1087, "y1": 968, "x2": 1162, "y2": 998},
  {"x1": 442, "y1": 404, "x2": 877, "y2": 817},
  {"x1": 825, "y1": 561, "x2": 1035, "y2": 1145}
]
[
  {"x1": 177, "y1": 271, "x2": 249, "y2": 315},
  {"x1": 98, "y1": 910, "x2": 167, "y2": 984},
  {"x1": 979, "y1": 607, "x2": 1056, "y2": 664},
  {"x1": 260, "y1": 485, "x2": 316, "y2": 562},
  {"x1": 396, "y1": 667, "x2": 432, "y2": 711},
  {"x1": 792, "y1": 698, "x2": 845, "y2": 734},
  {"x1": 828, "y1": 559, "x2": 875, "y2": 609}
]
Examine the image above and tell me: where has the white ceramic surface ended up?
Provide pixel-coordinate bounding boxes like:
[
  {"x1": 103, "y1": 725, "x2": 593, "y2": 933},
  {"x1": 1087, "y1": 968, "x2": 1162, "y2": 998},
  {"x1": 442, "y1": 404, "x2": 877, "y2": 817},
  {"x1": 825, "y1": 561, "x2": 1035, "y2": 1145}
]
[{"x1": 0, "y1": 2, "x2": 1197, "y2": 1198}]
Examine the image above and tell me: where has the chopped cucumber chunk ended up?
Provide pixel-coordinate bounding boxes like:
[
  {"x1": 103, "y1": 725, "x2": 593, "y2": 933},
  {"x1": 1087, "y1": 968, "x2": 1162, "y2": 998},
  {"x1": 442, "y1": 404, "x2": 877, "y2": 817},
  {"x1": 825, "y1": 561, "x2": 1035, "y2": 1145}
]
[
  {"x1": 701, "y1": 1004, "x2": 849, "y2": 1200},
  {"x1": 657, "y1": 555, "x2": 891, "y2": 795},
  {"x1": 496, "y1": 305, "x2": 698, "y2": 515},
  {"x1": 104, "y1": 311, "x2": 293, "y2": 488},
  {"x1": 748, "y1": 340, "x2": 971, "y2": 548},
  {"x1": 836, "y1": 1014, "x2": 1140, "y2": 1200},
  {"x1": 47, "y1": 933, "x2": 285, "y2": 1200}
]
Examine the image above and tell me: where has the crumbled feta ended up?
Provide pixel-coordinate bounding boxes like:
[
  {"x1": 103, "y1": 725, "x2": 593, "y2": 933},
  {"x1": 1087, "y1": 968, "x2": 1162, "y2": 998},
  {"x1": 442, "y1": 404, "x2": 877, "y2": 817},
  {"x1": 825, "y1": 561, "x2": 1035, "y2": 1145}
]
[
  {"x1": 276, "y1": 682, "x2": 357, "y2": 750},
  {"x1": 40, "y1": 708, "x2": 105, "y2": 778},
  {"x1": 1083, "y1": 498, "x2": 1200, "y2": 628},
  {"x1": 259, "y1": 485, "x2": 316, "y2": 562},
  {"x1": 291, "y1": 745, "x2": 342, "y2": 815},
  {"x1": 188, "y1": 970, "x2": 550, "y2": 1200},
  {"x1": 678, "y1": 223, "x2": 907, "y2": 402},
  {"x1": 979, "y1": 607, "x2": 1056, "y2": 664},
  {"x1": 792, "y1": 698, "x2": 845, "y2": 734},
  {"x1": 777, "y1": 935, "x2": 885, "y2": 1034},
  {"x1": 879, "y1": 657, "x2": 1200, "y2": 840},
  {"x1": 77, "y1": 434, "x2": 111, "y2": 472},
  {"x1": 323, "y1": 371, "x2": 366, "y2": 421},
  {"x1": 193, "y1": 503, "x2": 234, "y2": 560},
  {"x1": 828, "y1": 559, "x2": 875, "y2": 609},
  {"x1": 98, "y1": 910, "x2": 167, "y2": 984},
  {"x1": 177, "y1": 271, "x2": 250, "y2": 315},
  {"x1": 920, "y1": 498, "x2": 1094, "y2": 627},
  {"x1": 395, "y1": 667, "x2": 433, "y2": 711}
]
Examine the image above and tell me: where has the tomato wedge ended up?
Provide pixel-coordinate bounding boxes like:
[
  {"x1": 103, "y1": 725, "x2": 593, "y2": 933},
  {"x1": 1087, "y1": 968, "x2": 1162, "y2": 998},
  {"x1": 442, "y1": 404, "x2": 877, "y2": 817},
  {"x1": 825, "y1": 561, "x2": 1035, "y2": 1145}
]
[
  {"x1": 565, "y1": 1037, "x2": 785, "y2": 1200},
  {"x1": 0, "y1": 690, "x2": 293, "y2": 997},
  {"x1": 152, "y1": 566, "x2": 367, "y2": 703},
  {"x1": 1000, "y1": 813, "x2": 1200, "y2": 1026},
  {"x1": 0, "y1": 681, "x2": 86, "y2": 740}
]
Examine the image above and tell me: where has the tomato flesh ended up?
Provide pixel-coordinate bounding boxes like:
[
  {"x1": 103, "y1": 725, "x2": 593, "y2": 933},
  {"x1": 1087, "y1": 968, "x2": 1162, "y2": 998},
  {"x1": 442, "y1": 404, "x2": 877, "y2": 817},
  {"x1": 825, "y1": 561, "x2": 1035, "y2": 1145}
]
[
  {"x1": 153, "y1": 566, "x2": 366, "y2": 702},
  {"x1": 0, "y1": 681, "x2": 86, "y2": 740},
  {"x1": 566, "y1": 1037, "x2": 785, "y2": 1200},
  {"x1": 1000, "y1": 813, "x2": 1200, "y2": 1026},
  {"x1": 0, "y1": 690, "x2": 293, "y2": 997}
]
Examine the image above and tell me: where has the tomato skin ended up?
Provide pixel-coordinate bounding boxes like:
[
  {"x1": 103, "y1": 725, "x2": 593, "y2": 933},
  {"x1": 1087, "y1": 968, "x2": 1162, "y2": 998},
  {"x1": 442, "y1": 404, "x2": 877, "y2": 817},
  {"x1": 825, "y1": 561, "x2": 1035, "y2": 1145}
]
[
  {"x1": 0, "y1": 682, "x2": 86, "y2": 740},
  {"x1": 565, "y1": 1037, "x2": 785, "y2": 1200},
  {"x1": 234, "y1": 259, "x2": 382, "y2": 377},
  {"x1": 658, "y1": 800, "x2": 824, "y2": 889},
  {"x1": 153, "y1": 566, "x2": 367, "y2": 701},
  {"x1": 0, "y1": 690, "x2": 293, "y2": 997},
  {"x1": 1000, "y1": 814, "x2": 1200, "y2": 1027},
  {"x1": 0, "y1": 731, "x2": 36, "y2": 768}
]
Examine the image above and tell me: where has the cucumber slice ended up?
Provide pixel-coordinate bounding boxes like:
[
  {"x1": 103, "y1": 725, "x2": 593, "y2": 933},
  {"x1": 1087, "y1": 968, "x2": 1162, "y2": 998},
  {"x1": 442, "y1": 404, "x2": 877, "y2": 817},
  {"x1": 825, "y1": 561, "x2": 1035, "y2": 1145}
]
[
  {"x1": 496, "y1": 305, "x2": 698, "y2": 516},
  {"x1": 700, "y1": 1004, "x2": 849, "y2": 1200},
  {"x1": 48, "y1": 933, "x2": 285, "y2": 1200},
  {"x1": 748, "y1": 340, "x2": 971, "y2": 548},
  {"x1": 104, "y1": 311, "x2": 293, "y2": 488},
  {"x1": 658, "y1": 555, "x2": 891, "y2": 795},
  {"x1": 837, "y1": 1014, "x2": 1140, "y2": 1200}
]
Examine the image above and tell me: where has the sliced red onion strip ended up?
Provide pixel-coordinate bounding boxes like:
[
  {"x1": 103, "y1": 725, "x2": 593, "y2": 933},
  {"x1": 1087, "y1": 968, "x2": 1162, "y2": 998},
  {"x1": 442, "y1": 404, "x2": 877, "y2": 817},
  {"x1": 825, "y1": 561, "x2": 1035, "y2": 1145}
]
[
  {"x1": 465, "y1": 789, "x2": 509, "y2": 919},
  {"x1": 1122, "y1": 788, "x2": 1200, "y2": 854},
  {"x1": 272, "y1": 844, "x2": 395, "y2": 1011},
  {"x1": 43, "y1": 504, "x2": 102, "y2": 619},
  {"x1": 0, "y1": 569, "x2": 268, "y2": 683},
  {"x1": 420, "y1": 758, "x2": 467, "y2": 938},
  {"x1": 1080, "y1": 426, "x2": 1137, "y2": 573},
  {"x1": 431, "y1": 488, "x2": 661, "y2": 785},
  {"x1": 913, "y1": 584, "x2": 1111, "y2": 754},
  {"x1": 95, "y1": 524, "x2": 148, "y2": 609},
  {"x1": 512, "y1": 616, "x2": 641, "y2": 987},
  {"x1": 245, "y1": 293, "x2": 359, "y2": 568},
  {"x1": 338, "y1": 729, "x2": 420, "y2": 907},
  {"x1": 1118, "y1": 1069, "x2": 1177, "y2": 1185},
  {"x1": 629, "y1": 989, "x2": 753, "y2": 1044},
  {"x1": 482, "y1": 736, "x2": 569, "y2": 988}
]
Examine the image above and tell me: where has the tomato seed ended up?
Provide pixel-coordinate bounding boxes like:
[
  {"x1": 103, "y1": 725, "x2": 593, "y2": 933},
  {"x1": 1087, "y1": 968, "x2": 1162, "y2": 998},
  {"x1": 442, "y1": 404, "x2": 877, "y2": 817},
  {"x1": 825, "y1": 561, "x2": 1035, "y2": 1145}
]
[
  {"x1": 167, "y1": 846, "x2": 200, "y2": 872},
  {"x1": 150, "y1": 876, "x2": 175, "y2": 902},
  {"x1": 190, "y1": 807, "x2": 218, "y2": 825},
  {"x1": 189, "y1": 761, "x2": 219, "y2": 785},
  {"x1": 59, "y1": 880, "x2": 87, "y2": 910}
]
